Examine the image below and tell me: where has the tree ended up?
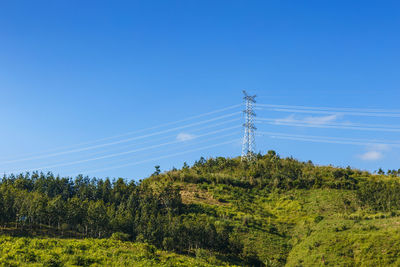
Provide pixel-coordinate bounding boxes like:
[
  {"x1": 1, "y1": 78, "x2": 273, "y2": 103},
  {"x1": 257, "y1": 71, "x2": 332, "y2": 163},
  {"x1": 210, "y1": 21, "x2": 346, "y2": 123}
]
[
  {"x1": 101, "y1": 178, "x2": 112, "y2": 203},
  {"x1": 29, "y1": 192, "x2": 48, "y2": 227},
  {"x1": 87, "y1": 200, "x2": 109, "y2": 238},
  {"x1": 0, "y1": 190, "x2": 4, "y2": 227},
  {"x1": 152, "y1": 165, "x2": 161, "y2": 176},
  {"x1": 47, "y1": 195, "x2": 66, "y2": 229},
  {"x1": 66, "y1": 197, "x2": 87, "y2": 231},
  {"x1": 112, "y1": 178, "x2": 128, "y2": 205},
  {"x1": 108, "y1": 202, "x2": 132, "y2": 235}
]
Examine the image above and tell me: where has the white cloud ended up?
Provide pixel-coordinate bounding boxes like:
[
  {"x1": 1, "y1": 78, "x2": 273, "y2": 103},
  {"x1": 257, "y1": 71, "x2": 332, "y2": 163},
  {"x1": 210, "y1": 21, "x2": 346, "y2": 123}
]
[
  {"x1": 176, "y1": 133, "x2": 196, "y2": 142},
  {"x1": 275, "y1": 114, "x2": 296, "y2": 124},
  {"x1": 359, "y1": 151, "x2": 383, "y2": 161},
  {"x1": 275, "y1": 114, "x2": 339, "y2": 125},
  {"x1": 303, "y1": 114, "x2": 338, "y2": 125},
  {"x1": 367, "y1": 143, "x2": 390, "y2": 152},
  {"x1": 358, "y1": 143, "x2": 390, "y2": 161}
]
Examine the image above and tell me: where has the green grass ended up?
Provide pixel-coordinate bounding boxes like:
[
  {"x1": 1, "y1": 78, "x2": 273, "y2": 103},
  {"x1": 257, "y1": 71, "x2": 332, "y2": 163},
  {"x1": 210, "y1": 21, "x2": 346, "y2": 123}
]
[
  {"x1": 3, "y1": 176, "x2": 400, "y2": 266},
  {"x1": 179, "y1": 181, "x2": 400, "y2": 266},
  {"x1": 3, "y1": 185, "x2": 400, "y2": 266},
  {"x1": 286, "y1": 216, "x2": 400, "y2": 266},
  {"x1": 0, "y1": 236, "x2": 236, "y2": 266}
]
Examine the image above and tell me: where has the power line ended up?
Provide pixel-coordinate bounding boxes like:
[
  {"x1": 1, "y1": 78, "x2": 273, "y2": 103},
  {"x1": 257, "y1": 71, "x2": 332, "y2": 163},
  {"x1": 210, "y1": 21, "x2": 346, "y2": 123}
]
[
  {"x1": 257, "y1": 117, "x2": 400, "y2": 128},
  {"x1": 67, "y1": 131, "x2": 242, "y2": 176},
  {"x1": 259, "y1": 132, "x2": 400, "y2": 146},
  {"x1": 0, "y1": 103, "x2": 242, "y2": 162},
  {"x1": 256, "y1": 118, "x2": 400, "y2": 132},
  {"x1": 28, "y1": 123, "x2": 240, "y2": 176},
  {"x1": 258, "y1": 131, "x2": 400, "y2": 147},
  {"x1": 257, "y1": 103, "x2": 400, "y2": 114},
  {"x1": 76, "y1": 117, "x2": 241, "y2": 159},
  {"x1": 0, "y1": 111, "x2": 241, "y2": 165},
  {"x1": 5, "y1": 125, "x2": 241, "y2": 174},
  {"x1": 257, "y1": 106, "x2": 400, "y2": 118},
  {"x1": 68, "y1": 138, "x2": 241, "y2": 177}
]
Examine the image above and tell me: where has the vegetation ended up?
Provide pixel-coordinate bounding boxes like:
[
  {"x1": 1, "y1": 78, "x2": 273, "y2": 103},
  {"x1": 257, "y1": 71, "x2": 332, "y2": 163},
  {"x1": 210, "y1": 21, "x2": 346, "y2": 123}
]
[
  {"x1": 1, "y1": 150, "x2": 400, "y2": 266},
  {"x1": 0, "y1": 236, "x2": 231, "y2": 266}
]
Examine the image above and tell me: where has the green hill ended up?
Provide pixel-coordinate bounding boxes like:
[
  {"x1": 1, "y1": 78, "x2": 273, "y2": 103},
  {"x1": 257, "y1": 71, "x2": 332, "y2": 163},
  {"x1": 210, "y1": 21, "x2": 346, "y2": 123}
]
[{"x1": 1, "y1": 150, "x2": 400, "y2": 266}]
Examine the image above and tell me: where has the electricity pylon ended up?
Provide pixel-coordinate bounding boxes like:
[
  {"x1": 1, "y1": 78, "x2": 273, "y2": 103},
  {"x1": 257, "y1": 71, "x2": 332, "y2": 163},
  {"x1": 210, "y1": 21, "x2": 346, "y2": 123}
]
[{"x1": 241, "y1": 90, "x2": 256, "y2": 161}]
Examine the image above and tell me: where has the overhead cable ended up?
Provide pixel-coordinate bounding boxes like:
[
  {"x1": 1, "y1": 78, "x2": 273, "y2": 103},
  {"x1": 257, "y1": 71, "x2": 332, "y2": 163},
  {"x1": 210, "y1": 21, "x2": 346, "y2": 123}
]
[{"x1": 6, "y1": 125, "x2": 241, "y2": 174}]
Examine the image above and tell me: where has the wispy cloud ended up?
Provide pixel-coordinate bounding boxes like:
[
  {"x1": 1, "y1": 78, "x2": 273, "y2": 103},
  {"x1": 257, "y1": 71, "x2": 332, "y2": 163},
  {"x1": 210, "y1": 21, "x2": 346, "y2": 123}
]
[
  {"x1": 368, "y1": 143, "x2": 390, "y2": 152},
  {"x1": 275, "y1": 114, "x2": 339, "y2": 125},
  {"x1": 176, "y1": 133, "x2": 196, "y2": 142},
  {"x1": 358, "y1": 144, "x2": 390, "y2": 161},
  {"x1": 359, "y1": 151, "x2": 383, "y2": 161},
  {"x1": 303, "y1": 114, "x2": 338, "y2": 125},
  {"x1": 274, "y1": 115, "x2": 296, "y2": 124}
]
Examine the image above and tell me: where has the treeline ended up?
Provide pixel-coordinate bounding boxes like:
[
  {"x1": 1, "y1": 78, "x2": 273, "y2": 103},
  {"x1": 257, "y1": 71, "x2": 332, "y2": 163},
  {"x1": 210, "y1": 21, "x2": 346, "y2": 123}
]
[
  {"x1": 159, "y1": 151, "x2": 400, "y2": 212},
  {"x1": 0, "y1": 172, "x2": 239, "y2": 258},
  {"x1": 164, "y1": 151, "x2": 363, "y2": 190}
]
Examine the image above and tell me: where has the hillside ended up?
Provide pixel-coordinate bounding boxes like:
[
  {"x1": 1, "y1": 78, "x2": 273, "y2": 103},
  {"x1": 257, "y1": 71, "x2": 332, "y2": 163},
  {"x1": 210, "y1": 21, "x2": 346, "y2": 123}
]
[{"x1": 1, "y1": 151, "x2": 400, "y2": 266}]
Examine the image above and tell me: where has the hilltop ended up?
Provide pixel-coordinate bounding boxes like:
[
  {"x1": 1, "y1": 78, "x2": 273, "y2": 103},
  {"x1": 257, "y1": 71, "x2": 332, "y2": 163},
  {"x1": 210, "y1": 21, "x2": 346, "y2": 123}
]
[{"x1": 1, "y1": 151, "x2": 400, "y2": 266}]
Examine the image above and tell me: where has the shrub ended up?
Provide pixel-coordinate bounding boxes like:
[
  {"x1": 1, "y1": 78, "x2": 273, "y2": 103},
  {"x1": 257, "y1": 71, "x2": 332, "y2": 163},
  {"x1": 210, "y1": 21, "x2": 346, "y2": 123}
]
[
  {"x1": 43, "y1": 254, "x2": 62, "y2": 267},
  {"x1": 314, "y1": 215, "x2": 324, "y2": 223},
  {"x1": 71, "y1": 255, "x2": 96, "y2": 266},
  {"x1": 111, "y1": 232, "x2": 130, "y2": 241}
]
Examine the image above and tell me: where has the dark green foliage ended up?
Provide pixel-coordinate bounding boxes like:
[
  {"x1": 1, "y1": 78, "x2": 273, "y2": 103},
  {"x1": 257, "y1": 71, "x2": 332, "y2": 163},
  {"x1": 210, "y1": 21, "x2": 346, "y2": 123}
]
[
  {"x1": 314, "y1": 215, "x2": 324, "y2": 223},
  {"x1": 357, "y1": 178, "x2": 400, "y2": 211},
  {"x1": 166, "y1": 152, "x2": 361, "y2": 191},
  {"x1": 1, "y1": 151, "x2": 400, "y2": 265},
  {"x1": 111, "y1": 232, "x2": 130, "y2": 241},
  {"x1": 43, "y1": 255, "x2": 62, "y2": 267},
  {"x1": 0, "y1": 171, "x2": 235, "y2": 260}
]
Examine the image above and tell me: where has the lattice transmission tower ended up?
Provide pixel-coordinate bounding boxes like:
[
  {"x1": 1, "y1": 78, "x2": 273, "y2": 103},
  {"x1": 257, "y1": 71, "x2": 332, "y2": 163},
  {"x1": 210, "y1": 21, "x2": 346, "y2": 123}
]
[{"x1": 241, "y1": 90, "x2": 257, "y2": 161}]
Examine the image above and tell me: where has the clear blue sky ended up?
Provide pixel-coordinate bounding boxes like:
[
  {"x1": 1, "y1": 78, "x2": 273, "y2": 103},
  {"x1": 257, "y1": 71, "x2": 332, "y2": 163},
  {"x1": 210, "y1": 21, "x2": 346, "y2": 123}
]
[{"x1": 1, "y1": 1, "x2": 399, "y2": 180}]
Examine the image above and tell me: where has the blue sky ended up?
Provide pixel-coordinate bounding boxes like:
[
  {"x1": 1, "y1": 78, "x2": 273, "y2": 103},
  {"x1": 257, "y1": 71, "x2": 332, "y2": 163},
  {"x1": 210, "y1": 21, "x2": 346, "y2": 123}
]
[{"x1": 0, "y1": 1, "x2": 399, "y2": 180}]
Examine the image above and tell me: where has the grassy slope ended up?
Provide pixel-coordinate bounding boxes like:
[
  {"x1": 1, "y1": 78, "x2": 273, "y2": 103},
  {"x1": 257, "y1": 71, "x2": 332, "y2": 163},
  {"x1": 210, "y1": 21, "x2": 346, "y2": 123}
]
[
  {"x1": 3, "y1": 170, "x2": 400, "y2": 266},
  {"x1": 286, "y1": 216, "x2": 400, "y2": 266},
  {"x1": 0, "y1": 236, "x2": 236, "y2": 266},
  {"x1": 174, "y1": 180, "x2": 400, "y2": 266}
]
